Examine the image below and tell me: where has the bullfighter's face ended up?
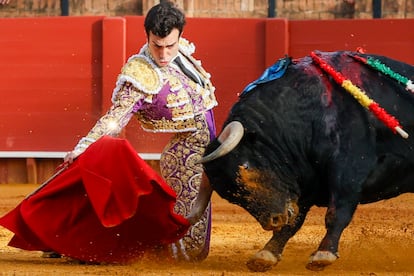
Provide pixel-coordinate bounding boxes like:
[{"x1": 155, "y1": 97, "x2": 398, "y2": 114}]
[{"x1": 147, "y1": 28, "x2": 180, "y2": 67}]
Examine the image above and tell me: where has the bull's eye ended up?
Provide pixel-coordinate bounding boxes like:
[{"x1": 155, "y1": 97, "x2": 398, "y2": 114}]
[
  {"x1": 287, "y1": 207, "x2": 294, "y2": 217},
  {"x1": 242, "y1": 162, "x2": 249, "y2": 169}
]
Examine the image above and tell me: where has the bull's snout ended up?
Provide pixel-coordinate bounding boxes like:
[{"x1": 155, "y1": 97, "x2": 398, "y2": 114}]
[
  {"x1": 265, "y1": 213, "x2": 288, "y2": 231},
  {"x1": 264, "y1": 200, "x2": 298, "y2": 231}
]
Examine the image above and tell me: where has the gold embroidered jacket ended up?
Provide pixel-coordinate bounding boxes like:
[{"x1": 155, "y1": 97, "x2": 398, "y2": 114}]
[{"x1": 72, "y1": 38, "x2": 217, "y2": 155}]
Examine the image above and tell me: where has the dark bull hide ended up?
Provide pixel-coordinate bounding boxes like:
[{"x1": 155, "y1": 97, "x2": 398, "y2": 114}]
[{"x1": 187, "y1": 50, "x2": 414, "y2": 272}]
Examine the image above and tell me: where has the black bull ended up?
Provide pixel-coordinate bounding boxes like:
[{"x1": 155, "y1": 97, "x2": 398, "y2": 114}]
[{"x1": 187, "y1": 50, "x2": 414, "y2": 272}]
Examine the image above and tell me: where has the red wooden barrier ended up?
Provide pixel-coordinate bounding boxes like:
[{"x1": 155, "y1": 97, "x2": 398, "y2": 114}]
[
  {"x1": 1, "y1": 16, "x2": 414, "y2": 183},
  {"x1": 0, "y1": 17, "x2": 105, "y2": 154},
  {"x1": 287, "y1": 18, "x2": 414, "y2": 63}
]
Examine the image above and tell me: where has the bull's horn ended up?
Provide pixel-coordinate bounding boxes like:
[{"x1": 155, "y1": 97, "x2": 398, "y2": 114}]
[{"x1": 199, "y1": 121, "x2": 244, "y2": 163}]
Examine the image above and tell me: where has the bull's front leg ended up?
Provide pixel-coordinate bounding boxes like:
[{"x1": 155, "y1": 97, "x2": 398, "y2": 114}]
[
  {"x1": 306, "y1": 196, "x2": 358, "y2": 271},
  {"x1": 246, "y1": 209, "x2": 308, "y2": 272}
]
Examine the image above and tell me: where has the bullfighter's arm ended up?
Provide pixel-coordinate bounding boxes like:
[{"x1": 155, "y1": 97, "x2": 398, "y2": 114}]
[{"x1": 67, "y1": 83, "x2": 145, "y2": 161}]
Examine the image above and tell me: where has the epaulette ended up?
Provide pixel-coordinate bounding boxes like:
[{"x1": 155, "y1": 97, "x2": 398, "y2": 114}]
[{"x1": 113, "y1": 55, "x2": 163, "y2": 98}]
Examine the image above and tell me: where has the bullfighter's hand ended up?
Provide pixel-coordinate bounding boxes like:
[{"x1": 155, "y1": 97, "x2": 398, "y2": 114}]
[
  {"x1": 0, "y1": 0, "x2": 11, "y2": 5},
  {"x1": 64, "y1": 151, "x2": 79, "y2": 164}
]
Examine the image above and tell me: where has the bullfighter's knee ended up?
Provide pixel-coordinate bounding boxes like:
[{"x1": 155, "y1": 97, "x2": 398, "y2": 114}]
[{"x1": 246, "y1": 250, "x2": 280, "y2": 272}]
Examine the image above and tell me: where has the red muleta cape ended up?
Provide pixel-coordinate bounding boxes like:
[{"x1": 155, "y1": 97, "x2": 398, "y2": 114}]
[{"x1": 0, "y1": 136, "x2": 190, "y2": 263}]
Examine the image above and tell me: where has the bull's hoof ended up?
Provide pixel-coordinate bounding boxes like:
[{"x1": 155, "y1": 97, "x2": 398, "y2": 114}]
[
  {"x1": 306, "y1": 250, "x2": 338, "y2": 271},
  {"x1": 246, "y1": 250, "x2": 279, "y2": 272}
]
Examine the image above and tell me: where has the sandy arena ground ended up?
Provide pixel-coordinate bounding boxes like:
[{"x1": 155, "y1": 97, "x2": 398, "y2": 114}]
[{"x1": 1, "y1": 183, "x2": 414, "y2": 275}]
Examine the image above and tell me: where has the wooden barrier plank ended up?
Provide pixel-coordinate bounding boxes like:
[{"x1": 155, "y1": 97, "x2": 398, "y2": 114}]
[
  {"x1": 265, "y1": 18, "x2": 289, "y2": 67},
  {"x1": 102, "y1": 17, "x2": 127, "y2": 111},
  {"x1": 0, "y1": 17, "x2": 104, "y2": 152},
  {"x1": 288, "y1": 18, "x2": 414, "y2": 64},
  {"x1": 26, "y1": 158, "x2": 37, "y2": 184},
  {"x1": 0, "y1": 159, "x2": 27, "y2": 184},
  {"x1": 34, "y1": 158, "x2": 63, "y2": 184}
]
